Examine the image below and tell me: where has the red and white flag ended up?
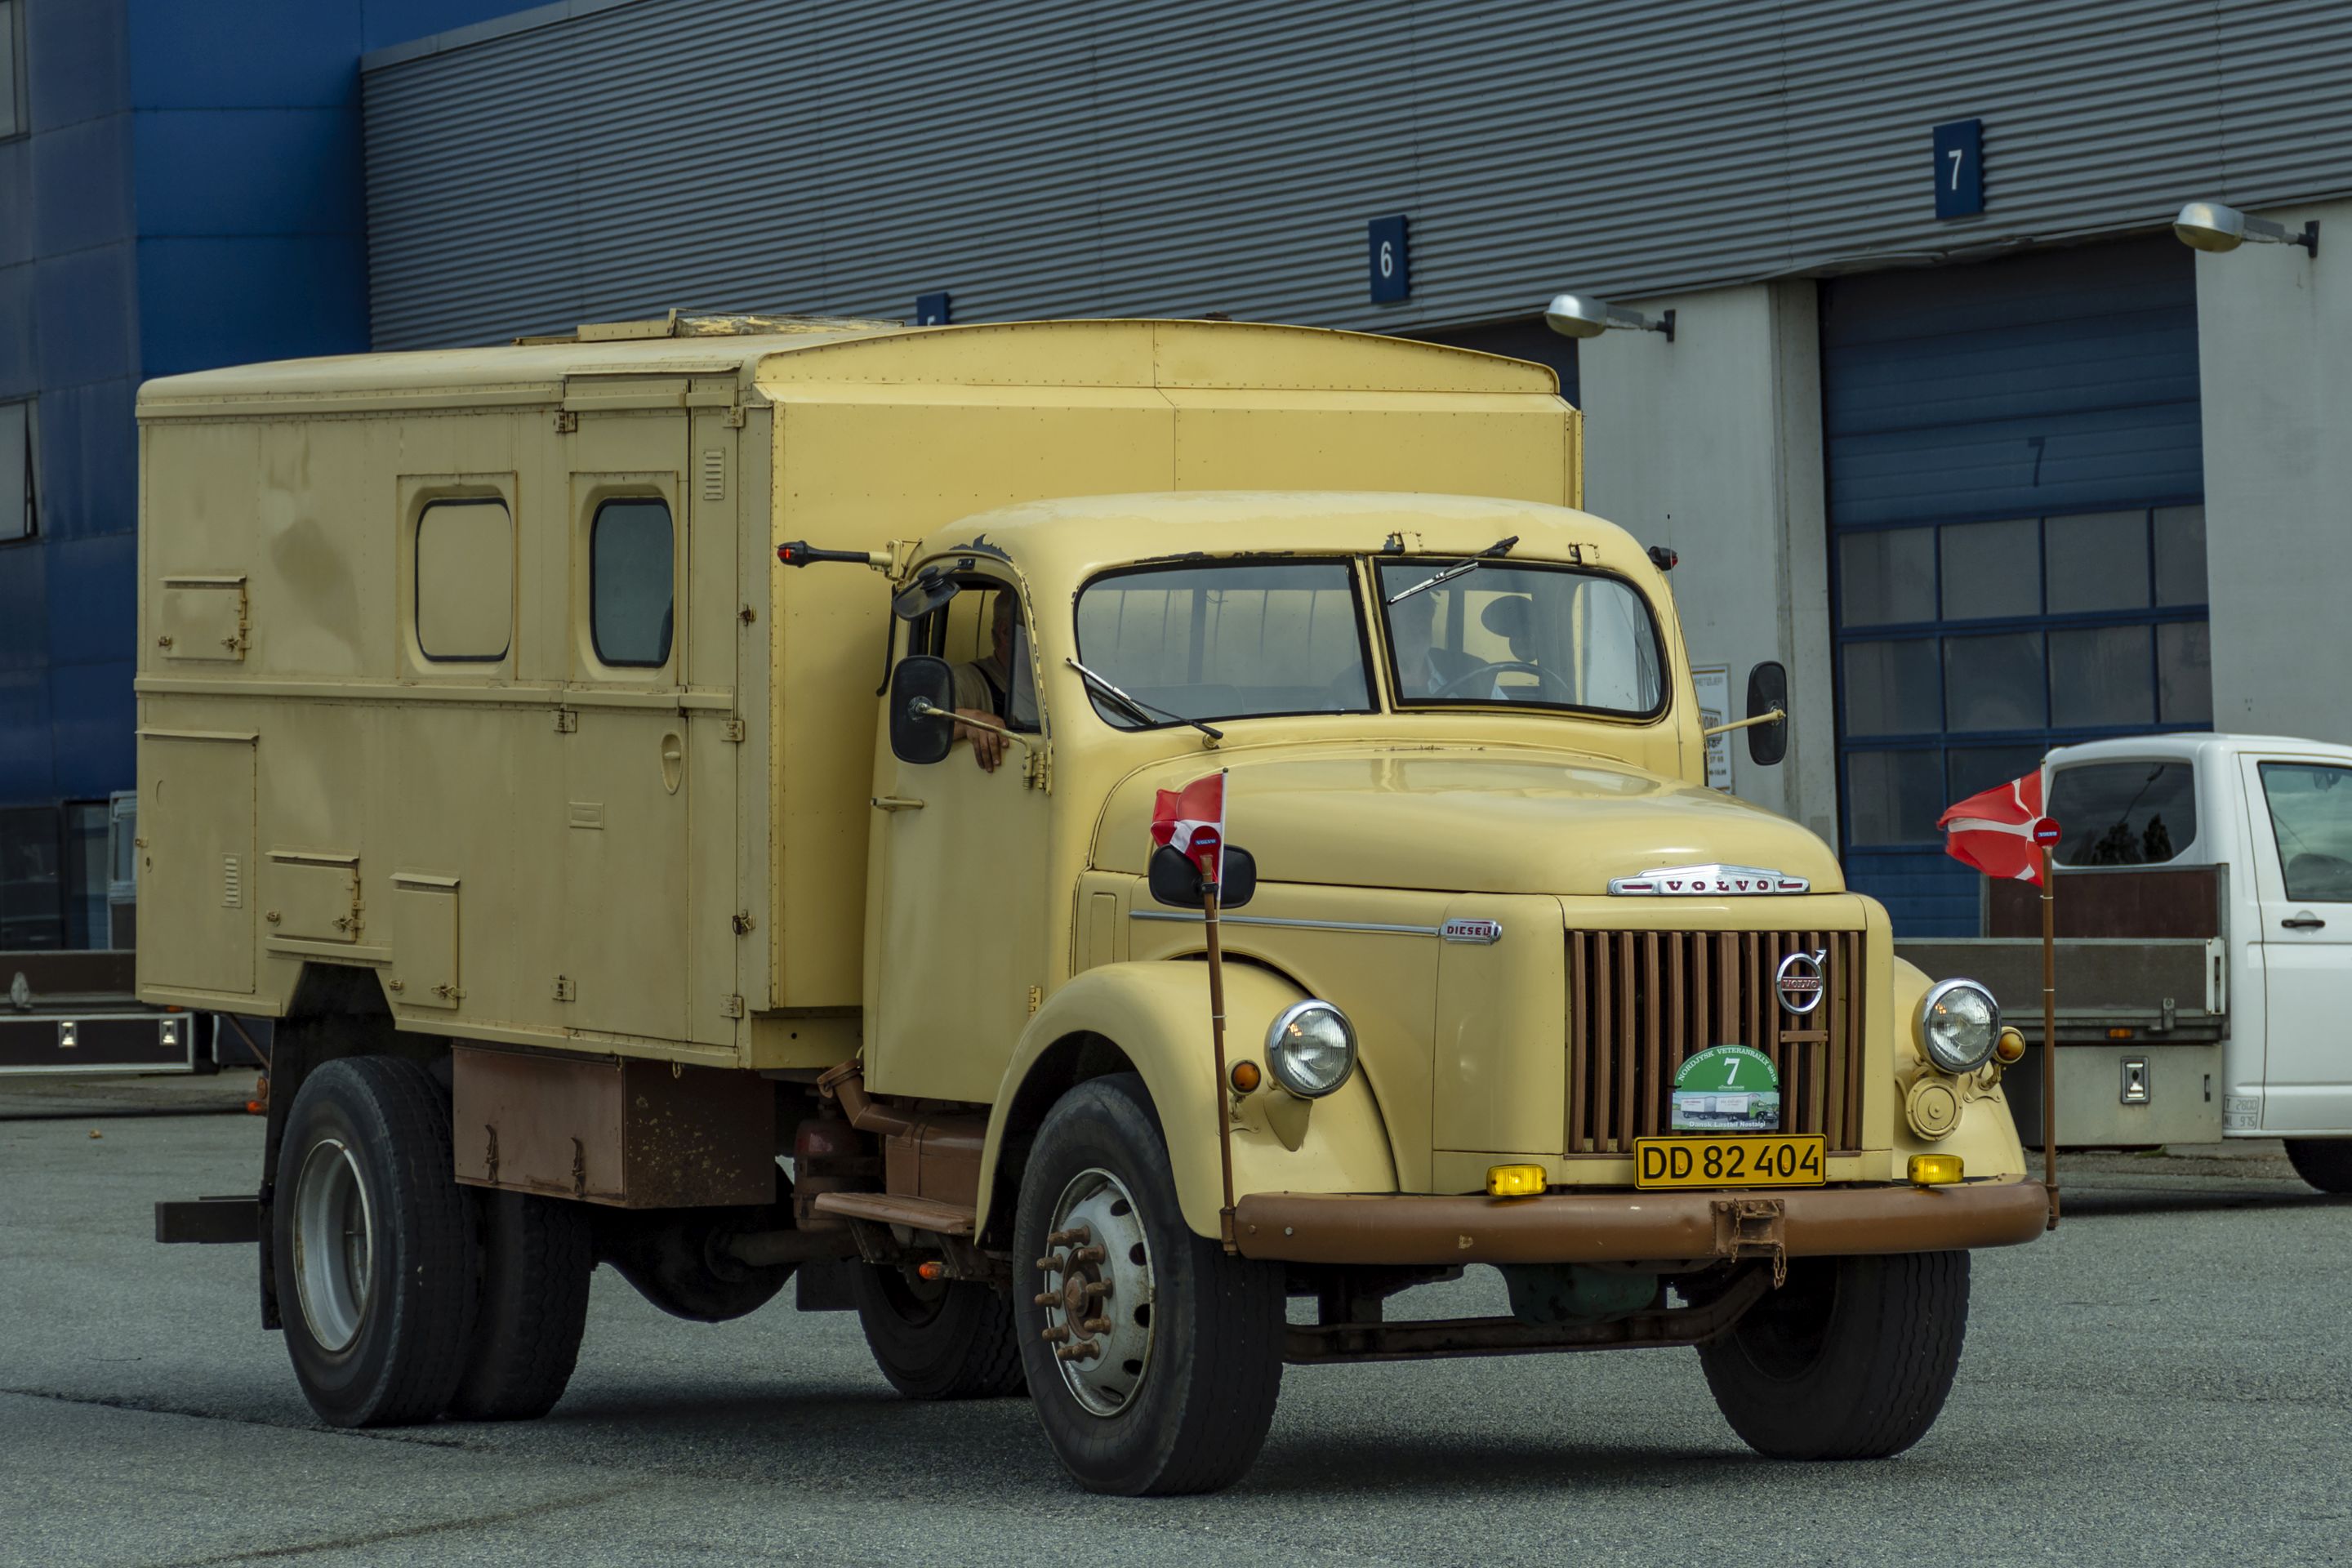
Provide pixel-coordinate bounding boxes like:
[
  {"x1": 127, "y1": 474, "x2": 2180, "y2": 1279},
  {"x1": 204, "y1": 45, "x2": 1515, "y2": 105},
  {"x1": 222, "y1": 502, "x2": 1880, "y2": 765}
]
[
  {"x1": 1938, "y1": 770, "x2": 2052, "y2": 884},
  {"x1": 1151, "y1": 771, "x2": 1227, "y2": 881}
]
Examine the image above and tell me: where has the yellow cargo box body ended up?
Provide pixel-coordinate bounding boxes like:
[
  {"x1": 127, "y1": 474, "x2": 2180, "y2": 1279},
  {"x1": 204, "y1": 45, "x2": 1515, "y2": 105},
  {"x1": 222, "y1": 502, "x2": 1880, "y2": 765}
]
[{"x1": 132, "y1": 318, "x2": 1579, "y2": 1071}]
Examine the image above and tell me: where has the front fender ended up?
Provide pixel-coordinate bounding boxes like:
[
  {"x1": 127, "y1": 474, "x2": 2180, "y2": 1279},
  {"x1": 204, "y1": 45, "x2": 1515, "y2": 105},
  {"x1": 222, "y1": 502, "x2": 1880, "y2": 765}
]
[
  {"x1": 978, "y1": 962, "x2": 1399, "y2": 1241},
  {"x1": 1890, "y1": 956, "x2": 2029, "y2": 1180}
]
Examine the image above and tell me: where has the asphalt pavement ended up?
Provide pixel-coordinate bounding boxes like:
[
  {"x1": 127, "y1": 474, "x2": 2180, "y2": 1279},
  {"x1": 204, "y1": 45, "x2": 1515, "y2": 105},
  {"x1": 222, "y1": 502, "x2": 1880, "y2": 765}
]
[{"x1": 2, "y1": 1095, "x2": 2346, "y2": 1566}]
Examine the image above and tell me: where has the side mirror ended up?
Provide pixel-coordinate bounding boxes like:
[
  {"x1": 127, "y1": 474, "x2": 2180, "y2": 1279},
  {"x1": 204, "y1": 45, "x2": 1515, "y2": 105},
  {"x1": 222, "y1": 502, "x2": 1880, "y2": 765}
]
[
  {"x1": 1744, "y1": 661, "x2": 1789, "y2": 767},
  {"x1": 891, "y1": 566, "x2": 960, "y2": 621},
  {"x1": 1147, "y1": 844, "x2": 1257, "y2": 911},
  {"x1": 889, "y1": 656, "x2": 957, "y2": 764}
]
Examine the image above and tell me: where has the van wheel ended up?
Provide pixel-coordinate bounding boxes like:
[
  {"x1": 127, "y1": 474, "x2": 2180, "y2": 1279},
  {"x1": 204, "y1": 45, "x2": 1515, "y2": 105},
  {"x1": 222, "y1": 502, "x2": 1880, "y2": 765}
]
[
  {"x1": 1697, "y1": 1251, "x2": 1968, "y2": 1460},
  {"x1": 851, "y1": 1264, "x2": 1025, "y2": 1399},
  {"x1": 275, "y1": 1057, "x2": 478, "y2": 1427},
  {"x1": 1013, "y1": 1073, "x2": 1284, "y2": 1495},
  {"x1": 447, "y1": 1191, "x2": 594, "y2": 1421},
  {"x1": 2284, "y1": 1138, "x2": 2352, "y2": 1194}
]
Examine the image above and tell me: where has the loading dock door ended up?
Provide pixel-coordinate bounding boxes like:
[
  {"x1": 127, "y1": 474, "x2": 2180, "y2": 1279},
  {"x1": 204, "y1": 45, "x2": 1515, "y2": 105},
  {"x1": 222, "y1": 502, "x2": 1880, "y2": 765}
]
[{"x1": 1822, "y1": 237, "x2": 2210, "y2": 935}]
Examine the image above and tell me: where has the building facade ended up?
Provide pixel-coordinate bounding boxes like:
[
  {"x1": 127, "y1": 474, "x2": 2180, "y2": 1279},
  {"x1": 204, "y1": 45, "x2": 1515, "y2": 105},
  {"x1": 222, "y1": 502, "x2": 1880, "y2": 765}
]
[{"x1": 8, "y1": 0, "x2": 2350, "y2": 944}]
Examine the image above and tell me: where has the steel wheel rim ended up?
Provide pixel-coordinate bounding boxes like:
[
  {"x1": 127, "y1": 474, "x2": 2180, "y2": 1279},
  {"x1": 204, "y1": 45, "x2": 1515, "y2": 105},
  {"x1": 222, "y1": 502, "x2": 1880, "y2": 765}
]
[
  {"x1": 1035, "y1": 1166, "x2": 1156, "y2": 1418},
  {"x1": 292, "y1": 1138, "x2": 372, "y2": 1353}
]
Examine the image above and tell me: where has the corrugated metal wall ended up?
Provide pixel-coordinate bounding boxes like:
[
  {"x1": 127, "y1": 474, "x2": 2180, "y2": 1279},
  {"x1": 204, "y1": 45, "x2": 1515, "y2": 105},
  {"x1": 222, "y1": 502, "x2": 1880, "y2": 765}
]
[{"x1": 363, "y1": 0, "x2": 2352, "y2": 348}]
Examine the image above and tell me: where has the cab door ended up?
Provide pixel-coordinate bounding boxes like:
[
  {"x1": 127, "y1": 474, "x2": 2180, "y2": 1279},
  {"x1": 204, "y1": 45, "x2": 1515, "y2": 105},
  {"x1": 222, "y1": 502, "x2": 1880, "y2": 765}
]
[
  {"x1": 864, "y1": 571, "x2": 1051, "y2": 1103},
  {"x1": 2240, "y1": 752, "x2": 2352, "y2": 1133}
]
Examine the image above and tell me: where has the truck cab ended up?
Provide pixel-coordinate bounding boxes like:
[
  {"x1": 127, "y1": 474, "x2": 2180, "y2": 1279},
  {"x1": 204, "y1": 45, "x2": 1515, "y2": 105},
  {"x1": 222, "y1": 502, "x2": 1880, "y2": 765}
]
[
  {"x1": 1902, "y1": 733, "x2": 2352, "y2": 1190},
  {"x1": 137, "y1": 315, "x2": 2043, "y2": 1494}
]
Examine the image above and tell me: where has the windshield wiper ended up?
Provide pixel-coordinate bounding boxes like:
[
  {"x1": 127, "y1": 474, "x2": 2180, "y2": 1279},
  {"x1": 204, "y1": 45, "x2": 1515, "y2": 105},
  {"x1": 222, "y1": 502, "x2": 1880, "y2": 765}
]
[
  {"x1": 1383, "y1": 534, "x2": 1521, "y2": 604},
  {"x1": 1065, "y1": 657, "x2": 1225, "y2": 742}
]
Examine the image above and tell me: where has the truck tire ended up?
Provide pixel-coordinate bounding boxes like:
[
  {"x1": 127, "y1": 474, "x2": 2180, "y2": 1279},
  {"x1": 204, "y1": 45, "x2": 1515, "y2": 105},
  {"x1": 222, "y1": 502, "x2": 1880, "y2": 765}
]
[
  {"x1": 447, "y1": 1191, "x2": 594, "y2": 1421},
  {"x1": 850, "y1": 1264, "x2": 1026, "y2": 1399},
  {"x1": 2284, "y1": 1138, "x2": 2352, "y2": 1194},
  {"x1": 1012, "y1": 1073, "x2": 1284, "y2": 1495},
  {"x1": 1698, "y1": 1250, "x2": 1968, "y2": 1461},
  {"x1": 274, "y1": 1056, "x2": 478, "y2": 1428}
]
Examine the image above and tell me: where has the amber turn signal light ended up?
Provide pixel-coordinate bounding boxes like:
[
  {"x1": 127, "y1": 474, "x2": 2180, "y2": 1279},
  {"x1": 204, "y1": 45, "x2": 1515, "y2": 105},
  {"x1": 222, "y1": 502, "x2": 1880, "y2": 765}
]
[
  {"x1": 1486, "y1": 1163, "x2": 1548, "y2": 1198},
  {"x1": 1229, "y1": 1059, "x2": 1262, "y2": 1093},
  {"x1": 1993, "y1": 1027, "x2": 2026, "y2": 1065},
  {"x1": 915, "y1": 1260, "x2": 946, "y2": 1281},
  {"x1": 1907, "y1": 1154, "x2": 1964, "y2": 1187}
]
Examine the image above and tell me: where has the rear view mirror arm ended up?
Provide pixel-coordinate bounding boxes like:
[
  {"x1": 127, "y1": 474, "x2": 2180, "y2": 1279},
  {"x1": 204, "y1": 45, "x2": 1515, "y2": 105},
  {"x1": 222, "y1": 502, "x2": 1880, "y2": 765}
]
[
  {"x1": 1702, "y1": 707, "x2": 1786, "y2": 739},
  {"x1": 906, "y1": 696, "x2": 1034, "y2": 751}
]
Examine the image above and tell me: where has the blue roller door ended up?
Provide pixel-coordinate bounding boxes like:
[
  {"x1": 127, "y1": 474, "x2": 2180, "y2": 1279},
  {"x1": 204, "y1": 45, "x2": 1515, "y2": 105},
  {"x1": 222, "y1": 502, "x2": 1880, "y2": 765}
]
[{"x1": 1822, "y1": 237, "x2": 2209, "y2": 935}]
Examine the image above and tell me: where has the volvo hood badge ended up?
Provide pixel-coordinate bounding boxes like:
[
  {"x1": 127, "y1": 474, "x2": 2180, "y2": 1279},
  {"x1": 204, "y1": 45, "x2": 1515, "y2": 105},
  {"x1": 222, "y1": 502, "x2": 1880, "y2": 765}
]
[
  {"x1": 1606, "y1": 864, "x2": 1811, "y2": 896},
  {"x1": 1775, "y1": 948, "x2": 1829, "y2": 1014}
]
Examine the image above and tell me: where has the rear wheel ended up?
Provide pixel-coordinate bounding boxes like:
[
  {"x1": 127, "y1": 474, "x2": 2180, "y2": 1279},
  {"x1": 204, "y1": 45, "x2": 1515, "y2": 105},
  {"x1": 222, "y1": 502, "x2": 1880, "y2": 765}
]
[
  {"x1": 851, "y1": 1263, "x2": 1025, "y2": 1399},
  {"x1": 274, "y1": 1056, "x2": 477, "y2": 1428},
  {"x1": 2284, "y1": 1138, "x2": 2352, "y2": 1194},
  {"x1": 1698, "y1": 1250, "x2": 1969, "y2": 1460},
  {"x1": 1013, "y1": 1073, "x2": 1284, "y2": 1495},
  {"x1": 447, "y1": 1191, "x2": 594, "y2": 1421}
]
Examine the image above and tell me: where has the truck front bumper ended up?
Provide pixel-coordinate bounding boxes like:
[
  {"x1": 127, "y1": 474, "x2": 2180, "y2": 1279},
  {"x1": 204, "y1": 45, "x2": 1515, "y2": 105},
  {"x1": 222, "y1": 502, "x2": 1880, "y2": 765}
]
[{"x1": 1232, "y1": 1176, "x2": 2050, "y2": 1266}]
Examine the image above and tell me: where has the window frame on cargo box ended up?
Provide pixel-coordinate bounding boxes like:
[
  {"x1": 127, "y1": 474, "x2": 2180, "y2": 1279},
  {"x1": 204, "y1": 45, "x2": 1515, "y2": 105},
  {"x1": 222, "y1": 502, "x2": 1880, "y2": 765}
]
[
  {"x1": 588, "y1": 495, "x2": 675, "y2": 670},
  {"x1": 1, "y1": 398, "x2": 34, "y2": 544},
  {"x1": 412, "y1": 497, "x2": 514, "y2": 662}
]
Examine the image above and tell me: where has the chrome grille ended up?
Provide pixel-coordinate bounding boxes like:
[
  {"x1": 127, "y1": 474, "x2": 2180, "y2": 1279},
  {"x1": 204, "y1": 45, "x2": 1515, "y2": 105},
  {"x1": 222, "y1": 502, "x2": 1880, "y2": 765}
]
[{"x1": 1565, "y1": 929, "x2": 1865, "y2": 1155}]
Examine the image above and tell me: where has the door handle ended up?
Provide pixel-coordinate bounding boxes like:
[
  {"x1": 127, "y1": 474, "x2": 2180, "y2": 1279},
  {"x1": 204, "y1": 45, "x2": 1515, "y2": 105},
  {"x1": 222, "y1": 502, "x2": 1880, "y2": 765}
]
[
  {"x1": 2281, "y1": 915, "x2": 2326, "y2": 930},
  {"x1": 871, "y1": 795, "x2": 925, "y2": 812}
]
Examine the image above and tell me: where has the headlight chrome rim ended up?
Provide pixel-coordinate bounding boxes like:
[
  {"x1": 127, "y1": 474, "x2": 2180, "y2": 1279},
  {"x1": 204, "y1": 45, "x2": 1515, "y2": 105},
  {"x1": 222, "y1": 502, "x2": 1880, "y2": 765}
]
[
  {"x1": 1917, "y1": 978, "x2": 2001, "y2": 1074},
  {"x1": 1263, "y1": 1000, "x2": 1356, "y2": 1099}
]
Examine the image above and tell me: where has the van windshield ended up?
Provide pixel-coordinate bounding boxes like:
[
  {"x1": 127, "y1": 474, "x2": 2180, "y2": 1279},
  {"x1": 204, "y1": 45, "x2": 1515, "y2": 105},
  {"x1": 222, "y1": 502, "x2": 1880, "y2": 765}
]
[
  {"x1": 1074, "y1": 561, "x2": 1374, "y2": 728},
  {"x1": 1375, "y1": 561, "x2": 1665, "y2": 716}
]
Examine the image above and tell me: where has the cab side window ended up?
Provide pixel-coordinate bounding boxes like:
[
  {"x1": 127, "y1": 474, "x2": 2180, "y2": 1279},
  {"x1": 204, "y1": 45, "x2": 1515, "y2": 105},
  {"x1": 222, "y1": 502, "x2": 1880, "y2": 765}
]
[
  {"x1": 590, "y1": 498, "x2": 673, "y2": 667},
  {"x1": 917, "y1": 580, "x2": 1037, "y2": 731},
  {"x1": 2259, "y1": 764, "x2": 2352, "y2": 902},
  {"x1": 2047, "y1": 761, "x2": 2197, "y2": 867}
]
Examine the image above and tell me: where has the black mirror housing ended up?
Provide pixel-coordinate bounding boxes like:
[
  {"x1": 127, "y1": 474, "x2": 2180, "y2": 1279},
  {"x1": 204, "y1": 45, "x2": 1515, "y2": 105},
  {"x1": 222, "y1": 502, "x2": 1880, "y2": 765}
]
[
  {"x1": 1745, "y1": 661, "x2": 1789, "y2": 767},
  {"x1": 891, "y1": 567, "x2": 960, "y2": 621},
  {"x1": 1147, "y1": 844, "x2": 1257, "y2": 910},
  {"x1": 889, "y1": 656, "x2": 957, "y2": 764}
]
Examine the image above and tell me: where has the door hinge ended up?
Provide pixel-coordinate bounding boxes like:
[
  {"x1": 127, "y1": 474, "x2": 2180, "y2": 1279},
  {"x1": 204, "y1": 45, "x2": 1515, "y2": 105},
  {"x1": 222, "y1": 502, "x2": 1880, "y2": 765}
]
[
  {"x1": 732, "y1": 911, "x2": 755, "y2": 935},
  {"x1": 720, "y1": 717, "x2": 745, "y2": 743},
  {"x1": 725, "y1": 403, "x2": 747, "y2": 429},
  {"x1": 1024, "y1": 745, "x2": 1050, "y2": 791},
  {"x1": 554, "y1": 409, "x2": 579, "y2": 434},
  {"x1": 552, "y1": 975, "x2": 577, "y2": 1002},
  {"x1": 554, "y1": 706, "x2": 578, "y2": 733},
  {"x1": 721, "y1": 994, "x2": 746, "y2": 1019}
]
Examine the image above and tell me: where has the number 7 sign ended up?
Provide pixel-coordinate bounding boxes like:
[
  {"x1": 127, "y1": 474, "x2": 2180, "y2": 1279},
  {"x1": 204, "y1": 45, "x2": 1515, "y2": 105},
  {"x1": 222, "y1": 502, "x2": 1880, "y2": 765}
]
[{"x1": 1933, "y1": 119, "x2": 1984, "y2": 219}]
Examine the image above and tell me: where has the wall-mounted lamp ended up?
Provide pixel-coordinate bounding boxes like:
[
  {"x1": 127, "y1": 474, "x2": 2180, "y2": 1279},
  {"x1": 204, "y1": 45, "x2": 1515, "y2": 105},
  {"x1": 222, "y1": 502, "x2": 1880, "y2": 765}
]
[
  {"x1": 2172, "y1": 200, "x2": 2319, "y2": 258},
  {"x1": 1544, "y1": 293, "x2": 1676, "y2": 343}
]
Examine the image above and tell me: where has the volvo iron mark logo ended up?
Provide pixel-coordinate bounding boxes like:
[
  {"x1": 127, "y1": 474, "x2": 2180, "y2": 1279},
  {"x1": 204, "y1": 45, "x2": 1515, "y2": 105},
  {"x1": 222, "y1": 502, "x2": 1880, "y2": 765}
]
[{"x1": 1775, "y1": 948, "x2": 1829, "y2": 1015}]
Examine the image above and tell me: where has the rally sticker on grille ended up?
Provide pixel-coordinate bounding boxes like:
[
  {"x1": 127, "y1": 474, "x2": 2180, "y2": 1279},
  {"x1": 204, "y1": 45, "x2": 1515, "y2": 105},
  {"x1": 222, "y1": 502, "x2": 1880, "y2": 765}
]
[{"x1": 1670, "y1": 1044, "x2": 1780, "y2": 1133}]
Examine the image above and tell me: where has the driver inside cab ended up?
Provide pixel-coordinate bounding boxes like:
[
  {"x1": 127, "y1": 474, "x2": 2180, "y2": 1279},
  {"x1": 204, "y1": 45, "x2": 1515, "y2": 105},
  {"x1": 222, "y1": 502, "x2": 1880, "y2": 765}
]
[{"x1": 951, "y1": 588, "x2": 1036, "y2": 772}]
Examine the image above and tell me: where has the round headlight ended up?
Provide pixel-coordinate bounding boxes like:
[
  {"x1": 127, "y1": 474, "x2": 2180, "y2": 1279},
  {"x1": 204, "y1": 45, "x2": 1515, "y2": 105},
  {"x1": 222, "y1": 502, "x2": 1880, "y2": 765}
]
[
  {"x1": 1264, "y1": 1000, "x2": 1356, "y2": 1099},
  {"x1": 1918, "y1": 979, "x2": 2000, "y2": 1074}
]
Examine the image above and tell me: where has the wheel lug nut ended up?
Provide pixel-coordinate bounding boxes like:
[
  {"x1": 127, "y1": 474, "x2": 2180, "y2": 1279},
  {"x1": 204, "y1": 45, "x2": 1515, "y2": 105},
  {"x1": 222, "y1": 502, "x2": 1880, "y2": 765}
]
[
  {"x1": 1080, "y1": 1316, "x2": 1111, "y2": 1334},
  {"x1": 1032, "y1": 1292, "x2": 1058, "y2": 1307},
  {"x1": 1083, "y1": 1281, "x2": 1111, "y2": 1300},
  {"x1": 1046, "y1": 1226, "x2": 1091, "y2": 1247},
  {"x1": 1071, "y1": 1245, "x2": 1106, "y2": 1265}
]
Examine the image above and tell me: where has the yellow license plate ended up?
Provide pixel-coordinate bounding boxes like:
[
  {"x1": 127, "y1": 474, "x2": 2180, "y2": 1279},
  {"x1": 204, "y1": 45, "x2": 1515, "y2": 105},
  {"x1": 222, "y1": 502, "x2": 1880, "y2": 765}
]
[{"x1": 1633, "y1": 1134, "x2": 1825, "y2": 1189}]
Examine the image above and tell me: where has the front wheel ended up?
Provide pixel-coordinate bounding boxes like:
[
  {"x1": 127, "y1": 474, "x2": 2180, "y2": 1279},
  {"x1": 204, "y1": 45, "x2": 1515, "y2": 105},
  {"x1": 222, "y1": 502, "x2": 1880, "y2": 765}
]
[
  {"x1": 1697, "y1": 1250, "x2": 1969, "y2": 1460},
  {"x1": 2284, "y1": 1138, "x2": 2352, "y2": 1194},
  {"x1": 1013, "y1": 1073, "x2": 1285, "y2": 1495}
]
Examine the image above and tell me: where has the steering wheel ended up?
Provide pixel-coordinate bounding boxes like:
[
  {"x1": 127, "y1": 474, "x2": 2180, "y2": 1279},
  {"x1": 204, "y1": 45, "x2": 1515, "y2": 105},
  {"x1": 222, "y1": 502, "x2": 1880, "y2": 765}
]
[{"x1": 1428, "y1": 660, "x2": 1578, "y2": 700}]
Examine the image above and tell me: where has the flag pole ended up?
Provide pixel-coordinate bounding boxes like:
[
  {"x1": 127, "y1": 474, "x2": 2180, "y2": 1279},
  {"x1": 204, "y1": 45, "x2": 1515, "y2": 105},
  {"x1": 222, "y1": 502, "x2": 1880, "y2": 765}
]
[
  {"x1": 2041, "y1": 843, "x2": 2060, "y2": 1229},
  {"x1": 1201, "y1": 874, "x2": 1237, "y2": 1250}
]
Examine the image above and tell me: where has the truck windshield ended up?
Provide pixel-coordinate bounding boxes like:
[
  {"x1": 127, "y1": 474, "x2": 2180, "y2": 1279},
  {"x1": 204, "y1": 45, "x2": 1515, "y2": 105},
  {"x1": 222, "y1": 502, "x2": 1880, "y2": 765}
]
[
  {"x1": 1374, "y1": 560, "x2": 1664, "y2": 716},
  {"x1": 1074, "y1": 561, "x2": 1374, "y2": 728}
]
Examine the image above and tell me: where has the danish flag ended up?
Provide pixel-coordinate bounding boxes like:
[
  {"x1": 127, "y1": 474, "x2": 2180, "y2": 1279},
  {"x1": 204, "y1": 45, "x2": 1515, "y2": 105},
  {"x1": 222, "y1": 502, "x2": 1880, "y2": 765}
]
[
  {"x1": 1151, "y1": 770, "x2": 1227, "y2": 882},
  {"x1": 1938, "y1": 770, "x2": 2051, "y2": 884}
]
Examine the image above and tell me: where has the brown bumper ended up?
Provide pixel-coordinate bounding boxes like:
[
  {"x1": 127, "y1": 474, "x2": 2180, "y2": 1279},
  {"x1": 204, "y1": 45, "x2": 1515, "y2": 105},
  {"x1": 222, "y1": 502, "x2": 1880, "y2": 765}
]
[{"x1": 1232, "y1": 1178, "x2": 2050, "y2": 1266}]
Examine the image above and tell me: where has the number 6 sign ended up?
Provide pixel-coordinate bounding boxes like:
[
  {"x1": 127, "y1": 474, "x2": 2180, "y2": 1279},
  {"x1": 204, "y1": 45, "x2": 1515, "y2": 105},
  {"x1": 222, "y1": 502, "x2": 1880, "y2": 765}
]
[{"x1": 1367, "y1": 215, "x2": 1410, "y2": 304}]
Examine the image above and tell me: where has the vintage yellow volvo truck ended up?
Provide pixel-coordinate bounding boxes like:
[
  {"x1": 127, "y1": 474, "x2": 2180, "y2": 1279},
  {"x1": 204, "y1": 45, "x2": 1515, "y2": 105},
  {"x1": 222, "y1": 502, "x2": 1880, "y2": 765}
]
[{"x1": 139, "y1": 314, "x2": 2044, "y2": 1494}]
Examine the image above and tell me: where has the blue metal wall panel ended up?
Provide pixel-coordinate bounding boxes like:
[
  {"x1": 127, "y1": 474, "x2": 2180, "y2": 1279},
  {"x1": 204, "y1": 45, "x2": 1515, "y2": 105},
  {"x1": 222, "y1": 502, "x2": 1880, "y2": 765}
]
[
  {"x1": 0, "y1": 0, "x2": 528, "y2": 849},
  {"x1": 1822, "y1": 237, "x2": 2204, "y2": 935}
]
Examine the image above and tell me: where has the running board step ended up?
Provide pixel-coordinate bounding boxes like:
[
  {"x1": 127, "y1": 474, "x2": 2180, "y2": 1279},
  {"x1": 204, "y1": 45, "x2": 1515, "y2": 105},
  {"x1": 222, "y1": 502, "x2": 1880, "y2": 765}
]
[{"x1": 808, "y1": 1191, "x2": 975, "y2": 1236}]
